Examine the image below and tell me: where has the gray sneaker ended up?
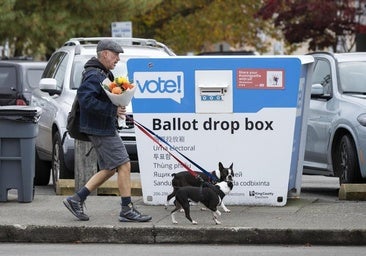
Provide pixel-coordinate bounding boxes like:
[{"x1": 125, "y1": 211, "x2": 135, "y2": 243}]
[
  {"x1": 119, "y1": 203, "x2": 152, "y2": 222},
  {"x1": 63, "y1": 197, "x2": 89, "y2": 221}
]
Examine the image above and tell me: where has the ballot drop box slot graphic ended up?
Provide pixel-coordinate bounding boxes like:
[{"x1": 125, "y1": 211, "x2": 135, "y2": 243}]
[{"x1": 128, "y1": 56, "x2": 313, "y2": 206}]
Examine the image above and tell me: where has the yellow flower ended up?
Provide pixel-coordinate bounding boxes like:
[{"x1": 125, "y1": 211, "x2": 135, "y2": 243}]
[{"x1": 116, "y1": 76, "x2": 129, "y2": 85}]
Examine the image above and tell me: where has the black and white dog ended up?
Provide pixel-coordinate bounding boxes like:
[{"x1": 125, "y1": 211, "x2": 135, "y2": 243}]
[
  {"x1": 166, "y1": 162, "x2": 234, "y2": 212},
  {"x1": 170, "y1": 180, "x2": 234, "y2": 225}
]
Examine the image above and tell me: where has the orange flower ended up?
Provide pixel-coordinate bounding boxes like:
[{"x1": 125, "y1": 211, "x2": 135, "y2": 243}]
[
  {"x1": 109, "y1": 82, "x2": 117, "y2": 91},
  {"x1": 112, "y1": 86, "x2": 122, "y2": 94},
  {"x1": 121, "y1": 82, "x2": 133, "y2": 90}
]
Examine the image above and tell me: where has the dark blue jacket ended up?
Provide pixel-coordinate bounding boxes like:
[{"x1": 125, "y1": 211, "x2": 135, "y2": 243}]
[{"x1": 77, "y1": 57, "x2": 118, "y2": 136}]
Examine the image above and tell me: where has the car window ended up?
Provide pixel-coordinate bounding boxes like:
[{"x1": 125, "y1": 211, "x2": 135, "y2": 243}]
[
  {"x1": 42, "y1": 52, "x2": 65, "y2": 78},
  {"x1": 26, "y1": 68, "x2": 44, "y2": 91},
  {"x1": 42, "y1": 52, "x2": 68, "y2": 91},
  {"x1": 54, "y1": 55, "x2": 69, "y2": 91},
  {"x1": 0, "y1": 67, "x2": 16, "y2": 90},
  {"x1": 339, "y1": 62, "x2": 366, "y2": 93},
  {"x1": 71, "y1": 60, "x2": 85, "y2": 89},
  {"x1": 312, "y1": 59, "x2": 332, "y2": 96}
]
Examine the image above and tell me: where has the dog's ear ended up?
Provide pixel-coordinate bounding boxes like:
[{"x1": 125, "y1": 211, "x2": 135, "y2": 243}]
[
  {"x1": 219, "y1": 162, "x2": 224, "y2": 170},
  {"x1": 229, "y1": 163, "x2": 233, "y2": 170}
]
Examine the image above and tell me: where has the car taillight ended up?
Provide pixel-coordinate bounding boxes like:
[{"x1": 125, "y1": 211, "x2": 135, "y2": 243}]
[{"x1": 16, "y1": 99, "x2": 27, "y2": 105}]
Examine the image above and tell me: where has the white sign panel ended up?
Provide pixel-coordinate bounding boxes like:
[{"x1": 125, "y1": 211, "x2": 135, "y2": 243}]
[
  {"x1": 127, "y1": 56, "x2": 313, "y2": 206},
  {"x1": 111, "y1": 21, "x2": 132, "y2": 37}
]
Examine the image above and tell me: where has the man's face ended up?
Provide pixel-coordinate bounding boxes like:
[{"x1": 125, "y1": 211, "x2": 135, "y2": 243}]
[{"x1": 102, "y1": 50, "x2": 120, "y2": 70}]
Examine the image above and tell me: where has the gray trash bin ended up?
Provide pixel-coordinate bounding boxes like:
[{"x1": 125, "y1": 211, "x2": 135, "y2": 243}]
[{"x1": 0, "y1": 106, "x2": 41, "y2": 203}]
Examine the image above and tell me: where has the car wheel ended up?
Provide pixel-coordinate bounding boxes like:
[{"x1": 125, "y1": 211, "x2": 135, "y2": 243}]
[
  {"x1": 51, "y1": 131, "x2": 73, "y2": 190},
  {"x1": 334, "y1": 134, "x2": 362, "y2": 184},
  {"x1": 34, "y1": 151, "x2": 51, "y2": 186}
]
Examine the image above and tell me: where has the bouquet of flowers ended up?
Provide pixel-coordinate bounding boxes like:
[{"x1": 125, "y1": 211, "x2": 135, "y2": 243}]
[{"x1": 101, "y1": 76, "x2": 136, "y2": 128}]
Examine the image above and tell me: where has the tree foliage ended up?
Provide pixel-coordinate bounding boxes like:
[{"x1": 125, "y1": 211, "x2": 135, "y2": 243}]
[
  {"x1": 0, "y1": 0, "x2": 275, "y2": 58},
  {"x1": 257, "y1": 0, "x2": 366, "y2": 52},
  {"x1": 132, "y1": 0, "x2": 275, "y2": 55},
  {"x1": 0, "y1": 0, "x2": 158, "y2": 59},
  {"x1": 4, "y1": 0, "x2": 336, "y2": 58}
]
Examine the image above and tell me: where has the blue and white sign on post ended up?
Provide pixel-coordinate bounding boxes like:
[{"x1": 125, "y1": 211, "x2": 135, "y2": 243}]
[{"x1": 127, "y1": 56, "x2": 313, "y2": 206}]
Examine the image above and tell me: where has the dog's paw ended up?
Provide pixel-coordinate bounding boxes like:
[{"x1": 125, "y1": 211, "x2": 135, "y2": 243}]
[
  {"x1": 221, "y1": 205, "x2": 231, "y2": 212},
  {"x1": 172, "y1": 220, "x2": 178, "y2": 224},
  {"x1": 192, "y1": 220, "x2": 198, "y2": 225},
  {"x1": 213, "y1": 215, "x2": 222, "y2": 225},
  {"x1": 200, "y1": 207, "x2": 207, "y2": 211},
  {"x1": 222, "y1": 207, "x2": 231, "y2": 213}
]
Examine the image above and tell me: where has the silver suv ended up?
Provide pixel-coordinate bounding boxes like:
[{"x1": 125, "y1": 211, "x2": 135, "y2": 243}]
[
  {"x1": 304, "y1": 52, "x2": 366, "y2": 184},
  {"x1": 32, "y1": 37, "x2": 175, "y2": 188}
]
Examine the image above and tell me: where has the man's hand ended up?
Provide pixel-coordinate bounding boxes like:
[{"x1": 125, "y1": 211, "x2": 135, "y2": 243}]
[{"x1": 117, "y1": 105, "x2": 126, "y2": 118}]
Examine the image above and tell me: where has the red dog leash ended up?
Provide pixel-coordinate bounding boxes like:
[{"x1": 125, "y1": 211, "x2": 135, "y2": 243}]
[{"x1": 127, "y1": 116, "x2": 217, "y2": 182}]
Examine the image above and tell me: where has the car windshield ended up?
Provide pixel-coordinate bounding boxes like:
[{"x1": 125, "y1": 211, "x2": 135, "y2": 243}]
[{"x1": 339, "y1": 61, "x2": 366, "y2": 93}]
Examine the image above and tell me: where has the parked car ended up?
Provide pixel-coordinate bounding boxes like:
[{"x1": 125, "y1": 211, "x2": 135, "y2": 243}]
[
  {"x1": 303, "y1": 51, "x2": 366, "y2": 184},
  {"x1": 32, "y1": 37, "x2": 175, "y2": 188},
  {"x1": 0, "y1": 60, "x2": 46, "y2": 106}
]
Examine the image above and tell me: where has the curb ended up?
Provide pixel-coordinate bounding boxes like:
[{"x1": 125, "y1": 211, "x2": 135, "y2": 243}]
[
  {"x1": 1, "y1": 224, "x2": 366, "y2": 245},
  {"x1": 339, "y1": 184, "x2": 366, "y2": 201}
]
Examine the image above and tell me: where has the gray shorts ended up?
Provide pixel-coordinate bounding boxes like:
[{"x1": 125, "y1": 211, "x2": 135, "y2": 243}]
[{"x1": 88, "y1": 132, "x2": 130, "y2": 171}]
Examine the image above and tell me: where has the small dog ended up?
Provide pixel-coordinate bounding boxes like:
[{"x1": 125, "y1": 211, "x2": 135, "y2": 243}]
[
  {"x1": 171, "y1": 180, "x2": 234, "y2": 225},
  {"x1": 166, "y1": 162, "x2": 234, "y2": 212}
]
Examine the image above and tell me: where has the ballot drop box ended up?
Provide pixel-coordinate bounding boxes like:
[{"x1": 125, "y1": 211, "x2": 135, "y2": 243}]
[{"x1": 127, "y1": 56, "x2": 314, "y2": 206}]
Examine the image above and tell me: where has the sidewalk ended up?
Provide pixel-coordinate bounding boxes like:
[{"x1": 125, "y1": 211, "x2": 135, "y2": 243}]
[{"x1": 1, "y1": 176, "x2": 366, "y2": 245}]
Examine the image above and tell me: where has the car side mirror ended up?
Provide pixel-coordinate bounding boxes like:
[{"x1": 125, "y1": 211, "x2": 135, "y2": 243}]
[
  {"x1": 311, "y1": 83, "x2": 324, "y2": 96},
  {"x1": 39, "y1": 78, "x2": 60, "y2": 95}
]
